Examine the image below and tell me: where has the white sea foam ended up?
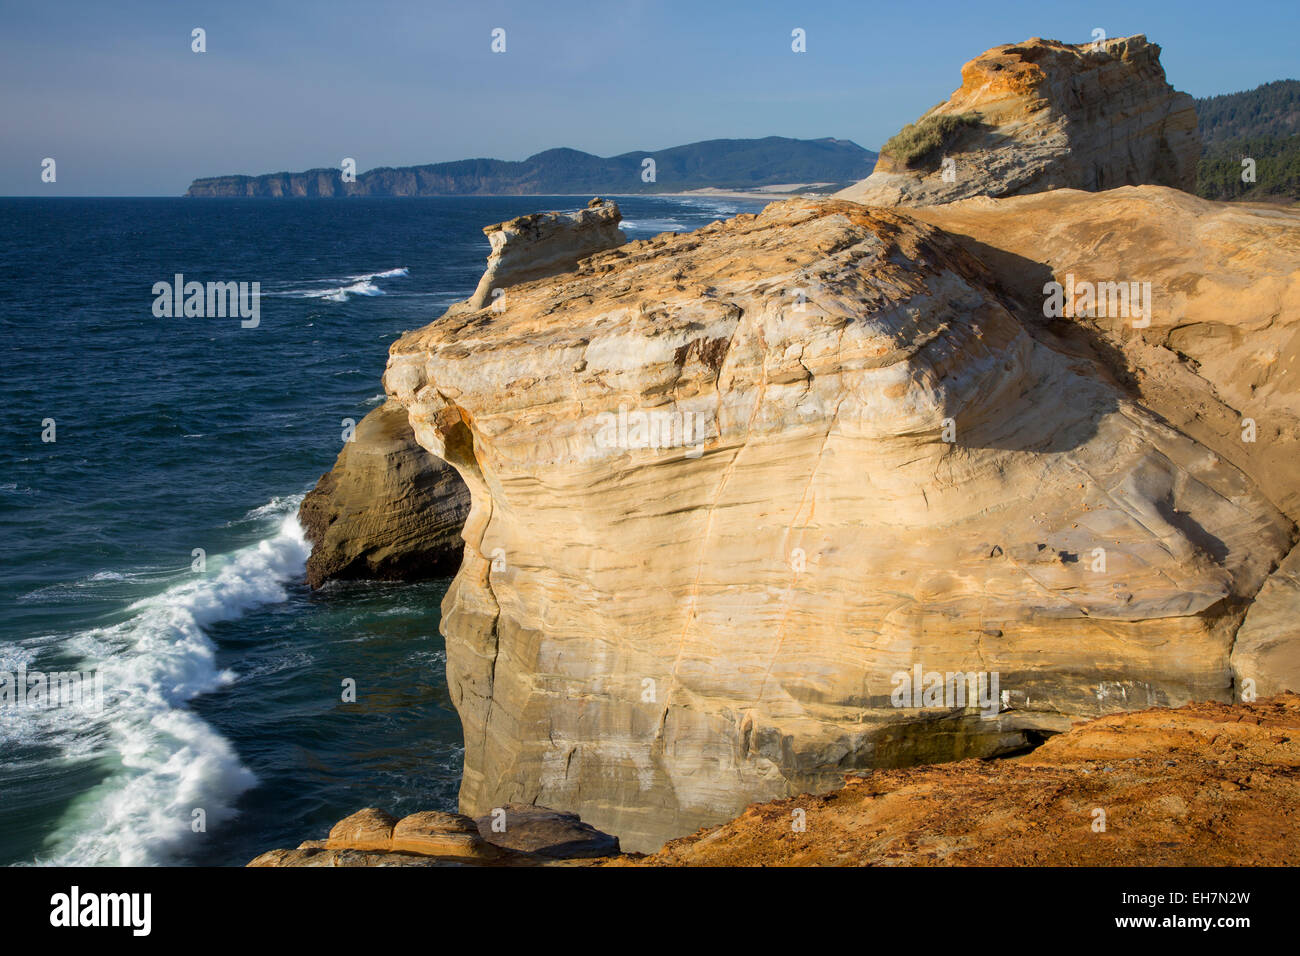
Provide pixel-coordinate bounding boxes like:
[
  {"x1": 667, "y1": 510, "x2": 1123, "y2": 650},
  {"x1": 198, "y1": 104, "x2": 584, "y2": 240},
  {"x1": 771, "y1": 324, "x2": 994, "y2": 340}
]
[
  {"x1": 265, "y1": 267, "x2": 408, "y2": 302},
  {"x1": 619, "y1": 218, "x2": 690, "y2": 233},
  {"x1": 19, "y1": 497, "x2": 309, "y2": 866},
  {"x1": 241, "y1": 495, "x2": 298, "y2": 521},
  {"x1": 688, "y1": 199, "x2": 741, "y2": 217},
  {"x1": 349, "y1": 267, "x2": 408, "y2": 280},
  {"x1": 318, "y1": 279, "x2": 384, "y2": 302}
]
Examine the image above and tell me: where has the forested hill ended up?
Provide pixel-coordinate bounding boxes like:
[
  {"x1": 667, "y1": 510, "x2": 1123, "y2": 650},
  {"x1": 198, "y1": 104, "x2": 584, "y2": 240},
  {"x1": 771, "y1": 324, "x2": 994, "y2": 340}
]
[
  {"x1": 1197, "y1": 79, "x2": 1300, "y2": 142},
  {"x1": 1196, "y1": 80, "x2": 1300, "y2": 202}
]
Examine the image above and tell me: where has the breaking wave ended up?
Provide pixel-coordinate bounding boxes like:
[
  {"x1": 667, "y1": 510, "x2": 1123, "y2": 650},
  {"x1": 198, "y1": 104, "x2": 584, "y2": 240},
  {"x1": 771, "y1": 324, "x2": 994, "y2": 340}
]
[{"x1": 17, "y1": 497, "x2": 309, "y2": 866}]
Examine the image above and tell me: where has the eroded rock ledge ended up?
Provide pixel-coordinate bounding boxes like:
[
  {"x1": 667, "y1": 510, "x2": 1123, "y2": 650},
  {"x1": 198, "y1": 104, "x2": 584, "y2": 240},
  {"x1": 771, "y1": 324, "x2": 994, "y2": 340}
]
[
  {"x1": 463, "y1": 197, "x2": 626, "y2": 311},
  {"x1": 382, "y1": 195, "x2": 1290, "y2": 852},
  {"x1": 248, "y1": 804, "x2": 620, "y2": 866},
  {"x1": 837, "y1": 35, "x2": 1199, "y2": 207}
]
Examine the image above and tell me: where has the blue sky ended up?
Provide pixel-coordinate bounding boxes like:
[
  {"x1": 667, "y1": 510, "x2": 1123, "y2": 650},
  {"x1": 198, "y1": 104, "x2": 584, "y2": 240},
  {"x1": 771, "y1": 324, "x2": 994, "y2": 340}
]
[{"x1": 3, "y1": 0, "x2": 1297, "y2": 195}]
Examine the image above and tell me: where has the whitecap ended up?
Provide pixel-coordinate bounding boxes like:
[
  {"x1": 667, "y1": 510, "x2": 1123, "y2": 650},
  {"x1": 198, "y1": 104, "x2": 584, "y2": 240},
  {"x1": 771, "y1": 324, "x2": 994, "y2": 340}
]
[
  {"x1": 266, "y1": 267, "x2": 406, "y2": 302},
  {"x1": 620, "y1": 218, "x2": 690, "y2": 234},
  {"x1": 241, "y1": 496, "x2": 299, "y2": 521},
  {"x1": 318, "y1": 279, "x2": 385, "y2": 302},
  {"x1": 348, "y1": 267, "x2": 408, "y2": 281}
]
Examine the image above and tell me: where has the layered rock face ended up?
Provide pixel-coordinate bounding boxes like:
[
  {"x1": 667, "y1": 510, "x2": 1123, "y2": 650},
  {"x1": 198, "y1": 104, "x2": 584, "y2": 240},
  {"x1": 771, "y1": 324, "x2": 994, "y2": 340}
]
[
  {"x1": 837, "y1": 35, "x2": 1199, "y2": 207},
  {"x1": 464, "y1": 197, "x2": 626, "y2": 311},
  {"x1": 910, "y1": 185, "x2": 1300, "y2": 695},
  {"x1": 298, "y1": 402, "x2": 470, "y2": 589},
  {"x1": 911, "y1": 187, "x2": 1300, "y2": 519},
  {"x1": 383, "y1": 198, "x2": 1290, "y2": 851}
]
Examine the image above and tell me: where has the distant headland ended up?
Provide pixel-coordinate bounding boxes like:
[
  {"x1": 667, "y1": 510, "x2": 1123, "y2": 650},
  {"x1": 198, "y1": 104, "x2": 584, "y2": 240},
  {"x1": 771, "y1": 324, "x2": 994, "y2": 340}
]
[{"x1": 183, "y1": 136, "x2": 878, "y2": 198}]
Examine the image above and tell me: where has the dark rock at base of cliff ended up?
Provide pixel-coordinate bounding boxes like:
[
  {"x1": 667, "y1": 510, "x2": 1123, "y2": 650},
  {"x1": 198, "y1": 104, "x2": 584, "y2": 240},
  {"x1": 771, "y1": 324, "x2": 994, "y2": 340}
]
[
  {"x1": 474, "y1": 804, "x2": 622, "y2": 859},
  {"x1": 299, "y1": 401, "x2": 470, "y2": 589}
]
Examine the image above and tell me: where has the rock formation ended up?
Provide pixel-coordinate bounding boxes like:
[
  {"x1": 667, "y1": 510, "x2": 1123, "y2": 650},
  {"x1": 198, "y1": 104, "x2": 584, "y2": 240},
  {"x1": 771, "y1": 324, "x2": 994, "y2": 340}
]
[
  {"x1": 294, "y1": 34, "x2": 1297, "y2": 859},
  {"x1": 463, "y1": 198, "x2": 626, "y2": 311},
  {"x1": 908, "y1": 185, "x2": 1300, "y2": 696},
  {"x1": 382, "y1": 196, "x2": 1291, "y2": 851},
  {"x1": 473, "y1": 803, "x2": 621, "y2": 858},
  {"x1": 247, "y1": 804, "x2": 619, "y2": 866},
  {"x1": 296, "y1": 201, "x2": 628, "y2": 589},
  {"x1": 298, "y1": 402, "x2": 470, "y2": 589},
  {"x1": 1231, "y1": 546, "x2": 1300, "y2": 698},
  {"x1": 836, "y1": 35, "x2": 1199, "y2": 207},
  {"x1": 621, "y1": 694, "x2": 1300, "y2": 866}
]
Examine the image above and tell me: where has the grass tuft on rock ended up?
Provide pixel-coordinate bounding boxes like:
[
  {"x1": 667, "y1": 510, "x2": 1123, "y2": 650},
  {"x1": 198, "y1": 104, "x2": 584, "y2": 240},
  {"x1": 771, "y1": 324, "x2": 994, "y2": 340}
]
[{"x1": 881, "y1": 113, "x2": 982, "y2": 168}]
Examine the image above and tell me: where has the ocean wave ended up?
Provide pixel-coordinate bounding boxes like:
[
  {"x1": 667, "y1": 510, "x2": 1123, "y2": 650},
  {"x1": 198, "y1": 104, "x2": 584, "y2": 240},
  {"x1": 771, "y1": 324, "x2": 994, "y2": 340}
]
[
  {"x1": 619, "y1": 218, "x2": 690, "y2": 233},
  {"x1": 235, "y1": 649, "x2": 315, "y2": 681},
  {"x1": 348, "y1": 267, "x2": 408, "y2": 281},
  {"x1": 689, "y1": 199, "x2": 742, "y2": 216},
  {"x1": 316, "y1": 279, "x2": 384, "y2": 302},
  {"x1": 19, "y1": 495, "x2": 308, "y2": 866},
  {"x1": 240, "y1": 495, "x2": 301, "y2": 522},
  {"x1": 0, "y1": 643, "x2": 36, "y2": 673},
  {"x1": 20, "y1": 567, "x2": 183, "y2": 603},
  {"x1": 265, "y1": 267, "x2": 408, "y2": 302}
]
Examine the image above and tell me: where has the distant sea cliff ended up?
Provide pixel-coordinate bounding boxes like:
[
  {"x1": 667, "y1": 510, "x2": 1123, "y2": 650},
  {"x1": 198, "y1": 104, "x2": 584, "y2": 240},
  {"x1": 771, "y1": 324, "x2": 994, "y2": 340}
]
[{"x1": 183, "y1": 137, "x2": 877, "y2": 197}]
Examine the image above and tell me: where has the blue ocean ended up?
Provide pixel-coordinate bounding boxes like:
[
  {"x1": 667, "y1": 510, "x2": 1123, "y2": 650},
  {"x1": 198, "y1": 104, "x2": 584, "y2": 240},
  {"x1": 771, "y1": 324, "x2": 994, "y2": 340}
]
[{"x1": 0, "y1": 194, "x2": 764, "y2": 866}]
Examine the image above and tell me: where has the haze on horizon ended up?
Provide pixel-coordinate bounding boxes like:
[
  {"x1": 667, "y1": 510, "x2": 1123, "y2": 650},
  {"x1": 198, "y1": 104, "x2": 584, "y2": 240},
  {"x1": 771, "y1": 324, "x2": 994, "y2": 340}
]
[{"x1": 2, "y1": 0, "x2": 1297, "y2": 197}]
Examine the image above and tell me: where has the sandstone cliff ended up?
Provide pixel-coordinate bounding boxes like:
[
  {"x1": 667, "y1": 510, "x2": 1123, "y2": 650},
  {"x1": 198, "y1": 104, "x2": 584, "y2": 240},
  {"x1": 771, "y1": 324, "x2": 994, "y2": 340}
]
[
  {"x1": 298, "y1": 35, "x2": 1299, "y2": 859},
  {"x1": 299, "y1": 402, "x2": 470, "y2": 589},
  {"x1": 382, "y1": 197, "x2": 1291, "y2": 852},
  {"x1": 837, "y1": 35, "x2": 1199, "y2": 207},
  {"x1": 909, "y1": 185, "x2": 1300, "y2": 696}
]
